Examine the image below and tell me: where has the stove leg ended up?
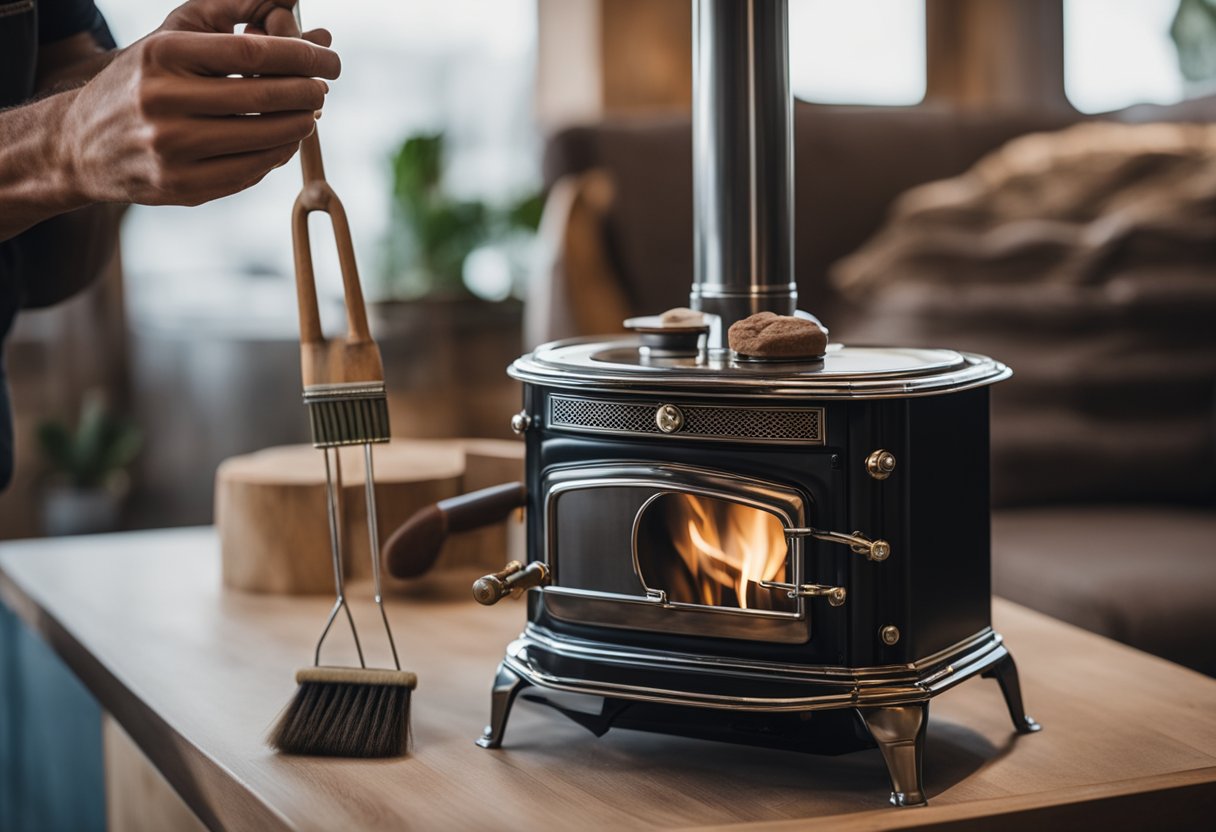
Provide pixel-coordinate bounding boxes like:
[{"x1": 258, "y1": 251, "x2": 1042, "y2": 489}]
[
  {"x1": 982, "y1": 651, "x2": 1042, "y2": 734},
  {"x1": 475, "y1": 663, "x2": 530, "y2": 749},
  {"x1": 857, "y1": 703, "x2": 929, "y2": 807}
]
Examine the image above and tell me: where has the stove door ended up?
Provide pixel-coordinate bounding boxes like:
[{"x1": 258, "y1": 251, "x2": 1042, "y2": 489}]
[{"x1": 541, "y1": 463, "x2": 815, "y2": 643}]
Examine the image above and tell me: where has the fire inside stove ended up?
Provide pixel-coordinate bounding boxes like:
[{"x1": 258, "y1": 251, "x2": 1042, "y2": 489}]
[{"x1": 636, "y1": 493, "x2": 795, "y2": 612}]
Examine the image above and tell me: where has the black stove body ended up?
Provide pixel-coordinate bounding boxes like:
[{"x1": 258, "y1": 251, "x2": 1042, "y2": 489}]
[{"x1": 467, "y1": 343, "x2": 1038, "y2": 807}]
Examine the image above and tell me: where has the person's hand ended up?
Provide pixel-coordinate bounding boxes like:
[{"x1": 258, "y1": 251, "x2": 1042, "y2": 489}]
[{"x1": 56, "y1": 0, "x2": 340, "y2": 207}]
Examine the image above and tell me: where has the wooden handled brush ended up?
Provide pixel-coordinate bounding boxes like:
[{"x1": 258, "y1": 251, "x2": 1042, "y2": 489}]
[{"x1": 267, "y1": 66, "x2": 415, "y2": 757}]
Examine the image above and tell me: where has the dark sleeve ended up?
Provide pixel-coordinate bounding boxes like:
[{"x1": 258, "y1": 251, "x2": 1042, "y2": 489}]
[
  {"x1": 38, "y1": 0, "x2": 115, "y2": 48},
  {"x1": 16, "y1": 204, "x2": 123, "y2": 309}
]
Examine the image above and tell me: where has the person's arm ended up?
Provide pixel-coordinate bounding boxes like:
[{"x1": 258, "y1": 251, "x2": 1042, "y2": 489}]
[
  {"x1": 0, "y1": 0, "x2": 339, "y2": 244},
  {"x1": 10, "y1": 29, "x2": 125, "y2": 308}
]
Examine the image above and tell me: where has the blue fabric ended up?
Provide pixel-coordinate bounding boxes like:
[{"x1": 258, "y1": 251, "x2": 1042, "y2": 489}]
[{"x1": 0, "y1": 604, "x2": 105, "y2": 832}]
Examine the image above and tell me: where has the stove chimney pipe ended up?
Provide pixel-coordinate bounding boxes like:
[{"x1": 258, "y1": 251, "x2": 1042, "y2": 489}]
[{"x1": 691, "y1": 0, "x2": 796, "y2": 346}]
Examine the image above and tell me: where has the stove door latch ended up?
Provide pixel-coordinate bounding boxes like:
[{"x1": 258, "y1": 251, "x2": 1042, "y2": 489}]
[
  {"x1": 473, "y1": 561, "x2": 551, "y2": 605},
  {"x1": 758, "y1": 580, "x2": 847, "y2": 607},
  {"x1": 784, "y1": 527, "x2": 891, "y2": 562}
]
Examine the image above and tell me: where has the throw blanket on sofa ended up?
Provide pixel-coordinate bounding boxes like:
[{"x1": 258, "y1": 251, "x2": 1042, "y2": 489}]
[{"x1": 832, "y1": 122, "x2": 1216, "y2": 506}]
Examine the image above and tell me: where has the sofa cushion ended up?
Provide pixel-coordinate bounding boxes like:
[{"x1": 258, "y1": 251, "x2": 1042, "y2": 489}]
[
  {"x1": 541, "y1": 104, "x2": 1076, "y2": 320},
  {"x1": 993, "y1": 505, "x2": 1216, "y2": 676},
  {"x1": 833, "y1": 122, "x2": 1216, "y2": 506}
]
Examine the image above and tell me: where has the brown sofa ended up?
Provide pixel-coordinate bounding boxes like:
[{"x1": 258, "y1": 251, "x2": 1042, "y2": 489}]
[{"x1": 532, "y1": 101, "x2": 1216, "y2": 676}]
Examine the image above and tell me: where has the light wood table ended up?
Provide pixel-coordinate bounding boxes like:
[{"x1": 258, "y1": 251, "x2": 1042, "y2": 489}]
[{"x1": 1, "y1": 528, "x2": 1214, "y2": 831}]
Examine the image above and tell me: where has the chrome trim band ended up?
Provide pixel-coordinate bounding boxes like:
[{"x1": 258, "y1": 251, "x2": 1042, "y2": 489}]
[
  {"x1": 500, "y1": 627, "x2": 1009, "y2": 712},
  {"x1": 521, "y1": 623, "x2": 998, "y2": 682},
  {"x1": 302, "y1": 381, "x2": 388, "y2": 401}
]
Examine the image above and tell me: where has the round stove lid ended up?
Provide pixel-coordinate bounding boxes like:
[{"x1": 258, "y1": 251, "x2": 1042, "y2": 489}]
[{"x1": 509, "y1": 338, "x2": 1010, "y2": 399}]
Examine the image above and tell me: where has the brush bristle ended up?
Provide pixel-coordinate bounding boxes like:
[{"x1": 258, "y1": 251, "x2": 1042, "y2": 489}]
[{"x1": 269, "y1": 668, "x2": 414, "y2": 757}]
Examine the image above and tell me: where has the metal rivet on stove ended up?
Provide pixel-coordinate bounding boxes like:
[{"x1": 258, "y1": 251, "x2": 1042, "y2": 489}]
[{"x1": 880, "y1": 625, "x2": 901, "y2": 646}]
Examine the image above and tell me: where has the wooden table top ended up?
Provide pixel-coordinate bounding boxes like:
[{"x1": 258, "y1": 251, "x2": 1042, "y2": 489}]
[{"x1": 1, "y1": 527, "x2": 1214, "y2": 831}]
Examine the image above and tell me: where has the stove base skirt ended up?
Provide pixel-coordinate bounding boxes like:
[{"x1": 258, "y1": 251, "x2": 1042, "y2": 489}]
[{"x1": 473, "y1": 628, "x2": 1040, "y2": 807}]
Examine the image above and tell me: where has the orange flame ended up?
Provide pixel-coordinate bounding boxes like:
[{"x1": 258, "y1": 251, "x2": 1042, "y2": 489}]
[{"x1": 663, "y1": 494, "x2": 788, "y2": 609}]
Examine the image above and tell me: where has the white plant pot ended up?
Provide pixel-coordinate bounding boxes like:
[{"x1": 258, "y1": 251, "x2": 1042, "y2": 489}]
[{"x1": 41, "y1": 485, "x2": 124, "y2": 536}]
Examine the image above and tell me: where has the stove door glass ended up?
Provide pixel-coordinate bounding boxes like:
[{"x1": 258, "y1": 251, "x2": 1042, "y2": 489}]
[{"x1": 634, "y1": 492, "x2": 796, "y2": 613}]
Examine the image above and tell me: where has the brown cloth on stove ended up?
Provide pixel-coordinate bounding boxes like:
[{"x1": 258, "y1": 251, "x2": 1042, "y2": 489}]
[{"x1": 832, "y1": 123, "x2": 1216, "y2": 506}]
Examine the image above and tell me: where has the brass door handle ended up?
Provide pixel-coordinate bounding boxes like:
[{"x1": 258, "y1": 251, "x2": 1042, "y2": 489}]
[
  {"x1": 759, "y1": 580, "x2": 847, "y2": 607},
  {"x1": 785, "y1": 527, "x2": 891, "y2": 562},
  {"x1": 473, "y1": 561, "x2": 551, "y2": 605}
]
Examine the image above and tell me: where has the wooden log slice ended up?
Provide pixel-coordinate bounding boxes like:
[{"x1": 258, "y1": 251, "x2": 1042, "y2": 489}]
[{"x1": 216, "y1": 441, "x2": 464, "y2": 595}]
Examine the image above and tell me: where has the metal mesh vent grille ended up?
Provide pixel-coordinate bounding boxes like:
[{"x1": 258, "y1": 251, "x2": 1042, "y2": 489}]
[{"x1": 548, "y1": 396, "x2": 822, "y2": 443}]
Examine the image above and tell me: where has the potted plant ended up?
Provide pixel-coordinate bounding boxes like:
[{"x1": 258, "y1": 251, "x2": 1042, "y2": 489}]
[
  {"x1": 36, "y1": 392, "x2": 142, "y2": 536},
  {"x1": 378, "y1": 132, "x2": 542, "y2": 303},
  {"x1": 372, "y1": 132, "x2": 543, "y2": 438}
]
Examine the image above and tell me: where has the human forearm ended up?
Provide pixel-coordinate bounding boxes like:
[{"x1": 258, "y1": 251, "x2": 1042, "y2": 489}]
[
  {"x1": 0, "y1": 90, "x2": 90, "y2": 243},
  {"x1": 0, "y1": 33, "x2": 120, "y2": 245}
]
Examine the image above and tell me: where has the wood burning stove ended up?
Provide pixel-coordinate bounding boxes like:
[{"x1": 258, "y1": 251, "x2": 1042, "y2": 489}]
[
  {"x1": 383, "y1": 0, "x2": 1040, "y2": 807},
  {"x1": 473, "y1": 343, "x2": 1038, "y2": 806}
]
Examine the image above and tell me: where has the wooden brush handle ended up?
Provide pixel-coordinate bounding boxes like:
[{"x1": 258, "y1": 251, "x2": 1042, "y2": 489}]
[
  {"x1": 291, "y1": 127, "x2": 383, "y2": 387},
  {"x1": 383, "y1": 482, "x2": 527, "y2": 579}
]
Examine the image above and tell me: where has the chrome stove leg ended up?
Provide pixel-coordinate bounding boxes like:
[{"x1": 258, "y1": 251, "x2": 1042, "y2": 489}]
[
  {"x1": 982, "y1": 652, "x2": 1042, "y2": 734},
  {"x1": 475, "y1": 663, "x2": 531, "y2": 749},
  {"x1": 857, "y1": 703, "x2": 929, "y2": 807}
]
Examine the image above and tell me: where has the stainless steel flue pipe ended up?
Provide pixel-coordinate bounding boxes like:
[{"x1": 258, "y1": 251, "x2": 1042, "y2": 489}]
[{"x1": 691, "y1": 0, "x2": 796, "y2": 345}]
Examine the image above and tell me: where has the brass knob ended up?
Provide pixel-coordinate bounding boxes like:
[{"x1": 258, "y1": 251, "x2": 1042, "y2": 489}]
[
  {"x1": 866, "y1": 449, "x2": 896, "y2": 480},
  {"x1": 510, "y1": 410, "x2": 531, "y2": 435},
  {"x1": 655, "y1": 404, "x2": 684, "y2": 433},
  {"x1": 880, "y1": 625, "x2": 901, "y2": 646},
  {"x1": 869, "y1": 539, "x2": 891, "y2": 562},
  {"x1": 788, "y1": 527, "x2": 891, "y2": 563},
  {"x1": 849, "y1": 532, "x2": 891, "y2": 562}
]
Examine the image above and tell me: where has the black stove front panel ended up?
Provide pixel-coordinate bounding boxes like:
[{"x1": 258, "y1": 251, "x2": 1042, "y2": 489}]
[
  {"x1": 523, "y1": 387, "x2": 850, "y2": 666},
  {"x1": 519, "y1": 384, "x2": 993, "y2": 669}
]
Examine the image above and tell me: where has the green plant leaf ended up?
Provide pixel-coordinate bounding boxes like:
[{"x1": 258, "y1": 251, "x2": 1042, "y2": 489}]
[
  {"x1": 35, "y1": 422, "x2": 75, "y2": 472},
  {"x1": 381, "y1": 131, "x2": 542, "y2": 299},
  {"x1": 1172, "y1": 0, "x2": 1216, "y2": 82},
  {"x1": 503, "y1": 191, "x2": 545, "y2": 232},
  {"x1": 35, "y1": 393, "x2": 141, "y2": 489},
  {"x1": 392, "y1": 133, "x2": 444, "y2": 211}
]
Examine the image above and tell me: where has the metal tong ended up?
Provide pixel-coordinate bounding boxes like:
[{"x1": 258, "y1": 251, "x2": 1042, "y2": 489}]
[{"x1": 290, "y1": 1, "x2": 399, "y2": 673}]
